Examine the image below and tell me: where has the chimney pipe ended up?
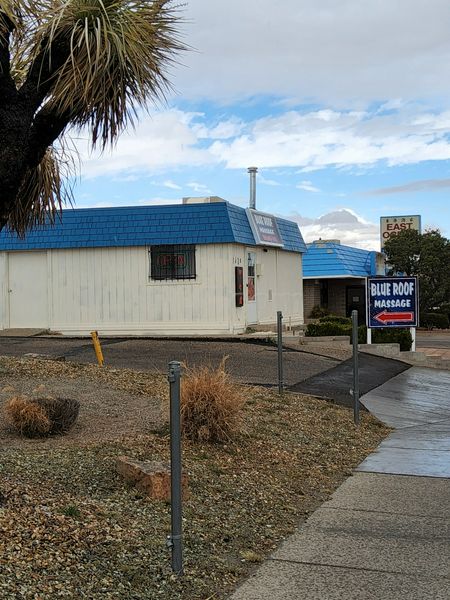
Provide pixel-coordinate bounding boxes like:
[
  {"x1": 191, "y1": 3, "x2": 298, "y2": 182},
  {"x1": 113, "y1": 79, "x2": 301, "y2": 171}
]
[{"x1": 248, "y1": 166, "x2": 258, "y2": 209}]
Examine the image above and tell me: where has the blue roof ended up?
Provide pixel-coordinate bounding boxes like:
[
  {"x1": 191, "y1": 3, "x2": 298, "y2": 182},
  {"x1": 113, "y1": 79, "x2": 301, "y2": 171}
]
[
  {"x1": 303, "y1": 240, "x2": 379, "y2": 278},
  {"x1": 0, "y1": 202, "x2": 307, "y2": 253}
]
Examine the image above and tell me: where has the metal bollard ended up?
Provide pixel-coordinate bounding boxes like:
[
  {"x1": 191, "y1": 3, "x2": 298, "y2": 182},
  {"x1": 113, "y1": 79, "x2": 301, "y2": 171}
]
[
  {"x1": 277, "y1": 311, "x2": 284, "y2": 395},
  {"x1": 90, "y1": 331, "x2": 104, "y2": 366},
  {"x1": 351, "y1": 311, "x2": 360, "y2": 426},
  {"x1": 167, "y1": 361, "x2": 183, "y2": 575}
]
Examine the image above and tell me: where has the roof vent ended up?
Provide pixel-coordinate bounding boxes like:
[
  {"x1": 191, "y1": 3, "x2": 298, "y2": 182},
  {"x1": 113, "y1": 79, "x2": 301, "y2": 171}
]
[
  {"x1": 182, "y1": 196, "x2": 225, "y2": 204},
  {"x1": 313, "y1": 238, "x2": 340, "y2": 245},
  {"x1": 248, "y1": 167, "x2": 258, "y2": 209}
]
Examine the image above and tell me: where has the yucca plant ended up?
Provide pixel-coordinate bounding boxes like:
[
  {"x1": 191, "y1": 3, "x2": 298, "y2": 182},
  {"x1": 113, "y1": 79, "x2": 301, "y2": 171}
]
[{"x1": 0, "y1": 0, "x2": 185, "y2": 234}]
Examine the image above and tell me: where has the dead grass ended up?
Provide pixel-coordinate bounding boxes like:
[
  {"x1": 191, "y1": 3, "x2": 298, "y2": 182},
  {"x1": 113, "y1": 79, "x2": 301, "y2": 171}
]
[
  {"x1": 5, "y1": 396, "x2": 51, "y2": 437},
  {"x1": 181, "y1": 358, "x2": 246, "y2": 443},
  {"x1": 4, "y1": 395, "x2": 80, "y2": 438},
  {"x1": 0, "y1": 355, "x2": 391, "y2": 599}
]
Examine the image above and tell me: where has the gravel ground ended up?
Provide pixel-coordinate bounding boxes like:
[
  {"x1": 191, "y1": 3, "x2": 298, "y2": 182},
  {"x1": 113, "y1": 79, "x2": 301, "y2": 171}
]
[
  {"x1": 0, "y1": 356, "x2": 389, "y2": 599},
  {"x1": 0, "y1": 371, "x2": 165, "y2": 449},
  {"x1": 290, "y1": 343, "x2": 353, "y2": 361}
]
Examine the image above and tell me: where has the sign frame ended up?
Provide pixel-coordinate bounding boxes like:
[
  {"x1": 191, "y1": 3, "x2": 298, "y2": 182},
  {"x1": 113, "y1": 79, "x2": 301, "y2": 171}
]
[
  {"x1": 380, "y1": 214, "x2": 421, "y2": 250},
  {"x1": 246, "y1": 208, "x2": 284, "y2": 247},
  {"x1": 366, "y1": 276, "x2": 419, "y2": 329}
]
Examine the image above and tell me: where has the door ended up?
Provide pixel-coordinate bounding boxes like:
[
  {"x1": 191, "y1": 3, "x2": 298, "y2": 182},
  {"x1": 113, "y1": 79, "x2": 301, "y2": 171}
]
[
  {"x1": 346, "y1": 285, "x2": 365, "y2": 324},
  {"x1": 8, "y1": 252, "x2": 49, "y2": 328},
  {"x1": 246, "y1": 250, "x2": 257, "y2": 324}
]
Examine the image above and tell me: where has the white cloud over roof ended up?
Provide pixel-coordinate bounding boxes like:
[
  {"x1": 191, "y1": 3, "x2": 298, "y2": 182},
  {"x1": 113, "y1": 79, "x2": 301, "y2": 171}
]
[{"x1": 175, "y1": 0, "x2": 450, "y2": 104}]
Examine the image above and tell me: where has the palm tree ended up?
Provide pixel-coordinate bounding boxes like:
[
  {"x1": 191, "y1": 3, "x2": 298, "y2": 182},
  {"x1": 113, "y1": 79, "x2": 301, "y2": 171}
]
[{"x1": 0, "y1": 0, "x2": 184, "y2": 234}]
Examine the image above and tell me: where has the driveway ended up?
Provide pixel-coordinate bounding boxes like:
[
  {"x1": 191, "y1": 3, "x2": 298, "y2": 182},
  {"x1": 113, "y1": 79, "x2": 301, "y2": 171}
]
[
  {"x1": 289, "y1": 353, "x2": 410, "y2": 406},
  {"x1": 0, "y1": 337, "x2": 338, "y2": 387}
]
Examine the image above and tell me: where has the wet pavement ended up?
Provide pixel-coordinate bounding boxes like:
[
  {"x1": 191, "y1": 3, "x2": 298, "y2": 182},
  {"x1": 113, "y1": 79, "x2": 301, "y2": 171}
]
[
  {"x1": 289, "y1": 352, "x2": 410, "y2": 406},
  {"x1": 358, "y1": 367, "x2": 450, "y2": 477}
]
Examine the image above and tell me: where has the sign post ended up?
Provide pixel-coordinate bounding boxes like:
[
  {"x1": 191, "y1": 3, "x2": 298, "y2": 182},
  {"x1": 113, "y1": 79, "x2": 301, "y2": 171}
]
[
  {"x1": 167, "y1": 361, "x2": 183, "y2": 575},
  {"x1": 351, "y1": 310, "x2": 360, "y2": 426},
  {"x1": 277, "y1": 311, "x2": 284, "y2": 395},
  {"x1": 366, "y1": 277, "x2": 418, "y2": 347}
]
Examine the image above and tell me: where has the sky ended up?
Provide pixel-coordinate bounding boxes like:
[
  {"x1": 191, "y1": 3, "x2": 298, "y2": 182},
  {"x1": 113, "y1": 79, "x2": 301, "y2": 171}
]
[{"x1": 74, "y1": 0, "x2": 450, "y2": 250}]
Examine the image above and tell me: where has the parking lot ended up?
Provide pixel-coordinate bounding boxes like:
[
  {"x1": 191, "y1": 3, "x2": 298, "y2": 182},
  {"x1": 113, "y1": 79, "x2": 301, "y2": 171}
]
[{"x1": 0, "y1": 336, "x2": 338, "y2": 388}]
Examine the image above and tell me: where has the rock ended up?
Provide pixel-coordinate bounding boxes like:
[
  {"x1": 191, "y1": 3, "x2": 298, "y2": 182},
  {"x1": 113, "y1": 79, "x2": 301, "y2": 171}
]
[{"x1": 116, "y1": 456, "x2": 189, "y2": 501}]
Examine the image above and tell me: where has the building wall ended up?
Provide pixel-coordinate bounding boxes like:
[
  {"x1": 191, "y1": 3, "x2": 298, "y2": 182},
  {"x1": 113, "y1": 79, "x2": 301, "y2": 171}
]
[
  {"x1": 0, "y1": 244, "x2": 303, "y2": 335},
  {"x1": 0, "y1": 253, "x2": 7, "y2": 330},
  {"x1": 303, "y1": 280, "x2": 321, "y2": 319},
  {"x1": 254, "y1": 248, "x2": 303, "y2": 327}
]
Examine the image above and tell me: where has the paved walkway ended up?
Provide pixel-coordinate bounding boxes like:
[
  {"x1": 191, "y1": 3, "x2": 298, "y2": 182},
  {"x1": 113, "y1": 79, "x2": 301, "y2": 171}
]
[
  {"x1": 419, "y1": 347, "x2": 450, "y2": 361},
  {"x1": 229, "y1": 367, "x2": 450, "y2": 599},
  {"x1": 358, "y1": 367, "x2": 450, "y2": 477}
]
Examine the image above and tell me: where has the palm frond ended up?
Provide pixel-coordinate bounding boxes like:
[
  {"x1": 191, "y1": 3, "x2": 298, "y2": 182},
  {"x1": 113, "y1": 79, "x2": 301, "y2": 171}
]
[
  {"x1": 31, "y1": 0, "x2": 186, "y2": 148},
  {"x1": 8, "y1": 140, "x2": 74, "y2": 236}
]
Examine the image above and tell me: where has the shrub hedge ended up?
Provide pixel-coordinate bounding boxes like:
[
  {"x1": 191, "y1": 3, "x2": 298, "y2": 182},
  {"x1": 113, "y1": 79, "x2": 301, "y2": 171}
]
[
  {"x1": 306, "y1": 321, "x2": 413, "y2": 351},
  {"x1": 318, "y1": 315, "x2": 352, "y2": 325},
  {"x1": 305, "y1": 321, "x2": 352, "y2": 338},
  {"x1": 421, "y1": 313, "x2": 449, "y2": 330},
  {"x1": 370, "y1": 328, "x2": 413, "y2": 351},
  {"x1": 309, "y1": 305, "x2": 331, "y2": 319}
]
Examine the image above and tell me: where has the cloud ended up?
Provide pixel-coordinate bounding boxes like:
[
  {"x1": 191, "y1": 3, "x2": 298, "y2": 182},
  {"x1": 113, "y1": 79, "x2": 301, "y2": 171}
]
[
  {"x1": 78, "y1": 110, "x2": 213, "y2": 178},
  {"x1": 296, "y1": 180, "x2": 320, "y2": 193},
  {"x1": 288, "y1": 208, "x2": 380, "y2": 250},
  {"x1": 174, "y1": 0, "x2": 450, "y2": 105},
  {"x1": 186, "y1": 181, "x2": 212, "y2": 194},
  {"x1": 162, "y1": 180, "x2": 182, "y2": 190},
  {"x1": 76, "y1": 104, "x2": 450, "y2": 180},
  {"x1": 193, "y1": 117, "x2": 244, "y2": 140},
  {"x1": 259, "y1": 174, "x2": 281, "y2": 186},
  {"x1": 209, "y1": 107, "x2": 450, "y2": 170},
  {"x1": 364, "y1": 178, "x2": 450, "y2": 196}
]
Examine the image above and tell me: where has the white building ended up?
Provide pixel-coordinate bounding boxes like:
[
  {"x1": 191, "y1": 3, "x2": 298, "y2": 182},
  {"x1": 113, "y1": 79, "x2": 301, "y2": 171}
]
[{"x1": 0, "y1": 197, "x2": 307, "y2": 336}]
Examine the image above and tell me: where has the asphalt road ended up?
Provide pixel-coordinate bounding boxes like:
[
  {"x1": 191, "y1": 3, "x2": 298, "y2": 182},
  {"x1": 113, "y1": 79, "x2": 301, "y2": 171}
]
[
  {"x1": 416, "y1": 330, "x2": 450, "y2": 349},
  {"x1": 0, "y1": 337, "x2": 338, "y2": 388}
]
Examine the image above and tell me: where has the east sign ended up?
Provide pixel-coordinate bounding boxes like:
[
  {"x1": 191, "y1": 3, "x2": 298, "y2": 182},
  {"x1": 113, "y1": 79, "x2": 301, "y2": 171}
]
[
  {"x1": 380, "y1": 215, "x2": 421, "y2": 249},
  {"x1": 367, "y1": 276, "x2": 418, "y2": 328}
]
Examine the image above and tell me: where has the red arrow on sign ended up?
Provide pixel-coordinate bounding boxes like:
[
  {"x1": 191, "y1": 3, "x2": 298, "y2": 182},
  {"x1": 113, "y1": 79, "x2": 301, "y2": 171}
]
[{"x1": 374, "y1": 311, "x2": 414, "y2": 324}]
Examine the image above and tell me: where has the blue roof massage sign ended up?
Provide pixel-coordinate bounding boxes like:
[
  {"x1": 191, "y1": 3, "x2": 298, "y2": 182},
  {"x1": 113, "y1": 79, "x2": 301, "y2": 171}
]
[
  {"x1": 367, "y1": 277, "x2": 418, "y2": 328},
  {"x1": 0, "y1": 202, "x2": 307, "y2": 253}
]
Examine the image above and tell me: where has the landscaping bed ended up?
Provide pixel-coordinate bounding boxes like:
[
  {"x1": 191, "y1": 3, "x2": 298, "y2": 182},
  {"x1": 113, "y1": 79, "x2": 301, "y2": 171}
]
[{"x1": 0, "y1": 356, "x2": 389, "y2": 599}]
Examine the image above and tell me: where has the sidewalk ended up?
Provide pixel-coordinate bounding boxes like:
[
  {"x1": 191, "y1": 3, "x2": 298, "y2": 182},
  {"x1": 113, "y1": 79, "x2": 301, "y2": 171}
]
[{"x1": 229, "y1": 367, "x2": 450, "y2": 599}]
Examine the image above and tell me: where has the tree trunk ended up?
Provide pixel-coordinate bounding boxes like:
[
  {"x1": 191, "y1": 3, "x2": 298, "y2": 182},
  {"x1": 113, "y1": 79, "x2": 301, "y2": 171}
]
[{"x1": 0, "y1": 97, "x2": 33, "y2": 227}]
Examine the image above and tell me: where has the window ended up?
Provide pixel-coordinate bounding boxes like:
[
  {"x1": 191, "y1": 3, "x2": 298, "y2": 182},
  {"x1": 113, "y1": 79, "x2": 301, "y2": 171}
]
[{"x1": 150, "y1": 245, "x2": 196, "y2": 281}]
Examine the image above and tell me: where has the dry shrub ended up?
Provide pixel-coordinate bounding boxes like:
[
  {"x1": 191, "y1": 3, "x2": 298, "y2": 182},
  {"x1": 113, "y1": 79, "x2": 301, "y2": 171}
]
[
  {"x1": 181, "y1": 358, "x2": 246, "y2": 443},
  {"x1": 34, "y1": 397, "x2": 80, "y2": 434},
  {"x1": 4, "y1": 396, "x2": 80, "y2": 438},
  {"x1": 5, "y1": 396, "x2": 51, "y2": 437}
]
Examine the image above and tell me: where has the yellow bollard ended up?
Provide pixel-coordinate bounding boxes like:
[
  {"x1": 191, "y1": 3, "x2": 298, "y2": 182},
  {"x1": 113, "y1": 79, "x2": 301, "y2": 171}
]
[{"x1": 90, "y1": 331, "x2": 104, "y2": 366}]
